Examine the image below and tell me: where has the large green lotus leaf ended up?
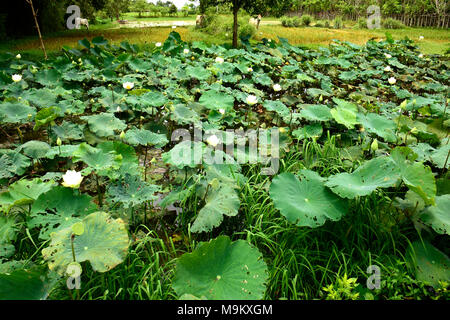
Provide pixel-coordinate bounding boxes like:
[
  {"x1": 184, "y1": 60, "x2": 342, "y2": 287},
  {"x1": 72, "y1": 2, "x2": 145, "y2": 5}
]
[
  {"x1": 330, "y1": 99, "x2": 359, "y2": 129},
  {"x1": 270, "y1": 172, "x2": 348, "y2": 227},
  {"x1": 44, "y1": 145, "x2": 79, "y2": 160},
  {"x1": 0, "y1": 150, "x2": 31, "y2": 177},
  {"x1": 0, "y1": 178, "x2": 55, "y2": 213},
  {"x1": 51, "y1": 121, "x2": 85, "y2": 141},
  {"x1": 35, "y1": 69, "x2": 61, "y2": 87},
  {"x1": 252, "y1": 73, "x2": 272, "y2": 86},
  {"x1": 410, "y1": 143, "x2": 435, "y2": 162},
  {"x1": 204, "y1": 163, "x2": 245, "y2": 188},
  {"x1": 0, "y1": 102, "x2": 36, "y2": 124},
  {"x1": 292, "y1": 123, "x2": 323, "y2": 140},
  {"x1": 430, "y1": 144, "x2": 450, "y2": 169},
  {"x1": 262, "y1": 100, "x2": 290, "y2": 117},
  {"x1": 170, "y1": 104, "x2": 201, "y2": 125},
  {"x1": 29, "y1": 186, "x2": 97, "y2": 240},
  {"x1": 298, "y1": 104, "x2": 332, "y2": 122},
  {"x1": 140, "y1": 91, "x2": 168, "y2": 108},
  {"x1": 191, "y1": 185, "x2": 240, "y2": 233},
  {"x1": 42, "y1": 211, "x2": 129, "y2": 275},
  {"x1": 406, "y1": 240, "x2": 450, "y2": 288},
  {"x1": 172, "y1": 236, "x2": 268, "y2": 300},
  {"x1": 388, "y1": 147, "x2": 436, "y2": 205},
  {"x1": 0, "y1": 216, "x2": 18, "y2": 244},
  {"x1": 400, "y1": 162, "x2": 436, "y2": 206},
  {"x1": 199, "y1": 90, "x2": 235, "y2": 112},
  {"x1": 72, "y1": 143, "x2": 120, "y2": 176},
  {"x1": 33, "y1": 106, "x2": 61, "y2": 131},
  {"x1": 162, "y1": 141, "x2": 205, "y2": 169},
  {"x1": 0, "y1": 268, "x2": 52, "y2": 300},
  {"x1": 338, "y1": 70, "x2": 358, "y2": 81},
  {"x1": 18, "y1": 140, "x2": 51, "y2": 159},
  {"x1": 0, "y1": 155, "x2": 14, "y2": 179},
  {"x1": 97, "y1": 141, "x2": 139, "y2": 178},
  {"x1": 124, "y1": 128, "x2": 168, "y2": 147},
  {"x1": 107, "y1": 174, "x2": 160, "y2": 209},
  {"x1": 186, "y1": 65, "x2": 211, "y2": 81},
  {"x1": 81, "y1": 113, "x2": 127, "y2": 137},
  {"x1": 420, "y1": 195, "x2": 450, "y2": 235},
  {"x1": 22, "y1": 88, "x2": 58, "y2": 108},
  {"x1": 325, "y1": 157, "x2": 400, "y2": 199},
  {"x1": 306, "y1": 88, "x2": 331, "y2": 98},
  {"x1": 357, "y1": 113, "x2": 397, "y2": 143}
]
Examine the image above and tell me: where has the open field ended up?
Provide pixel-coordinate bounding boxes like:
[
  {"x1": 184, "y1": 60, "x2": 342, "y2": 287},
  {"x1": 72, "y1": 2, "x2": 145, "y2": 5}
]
[{"x1": 1, "y1": 26, "x2": 449, "y2": 61}]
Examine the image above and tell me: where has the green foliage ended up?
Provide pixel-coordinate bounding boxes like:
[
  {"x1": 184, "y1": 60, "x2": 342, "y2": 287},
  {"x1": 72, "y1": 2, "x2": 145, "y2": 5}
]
[
  {"x1": 42, "y1": 211, "x2": 130, "y2": 275},
  {"x1": 382, "y1": 18, "x2": 405, "y2": 29},
  {"x1": 172, "y1": 236, "x2": 268, "y2": 300},
  {"x1": 333, "y1": 16, "x2": 344, "y2": 29},
  {"x1": 301, "y1": 14, "x2": 313, "y2": 26}
]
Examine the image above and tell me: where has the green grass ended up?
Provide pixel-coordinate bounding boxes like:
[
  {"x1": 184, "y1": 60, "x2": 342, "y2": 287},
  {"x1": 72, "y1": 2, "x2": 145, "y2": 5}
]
[{"x1": 1, "y1": 15, "x2": 448, "y2": 60}]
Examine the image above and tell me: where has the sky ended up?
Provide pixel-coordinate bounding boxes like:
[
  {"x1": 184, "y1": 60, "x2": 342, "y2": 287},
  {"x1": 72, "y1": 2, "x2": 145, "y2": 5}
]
[{"x1": 147, "y1": 0, "x2": 200, "y2": 9}]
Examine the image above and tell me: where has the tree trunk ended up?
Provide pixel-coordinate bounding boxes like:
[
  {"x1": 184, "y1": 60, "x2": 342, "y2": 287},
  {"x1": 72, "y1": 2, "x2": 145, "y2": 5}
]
[{"x1": 232, "y1": 2, "x2": 239, "y2": 48}]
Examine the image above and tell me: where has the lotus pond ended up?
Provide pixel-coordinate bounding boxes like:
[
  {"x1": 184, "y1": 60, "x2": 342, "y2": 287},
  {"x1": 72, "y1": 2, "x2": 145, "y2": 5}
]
[{"x1": 0, "y1": 32, "x2": 449, "y2": 300}]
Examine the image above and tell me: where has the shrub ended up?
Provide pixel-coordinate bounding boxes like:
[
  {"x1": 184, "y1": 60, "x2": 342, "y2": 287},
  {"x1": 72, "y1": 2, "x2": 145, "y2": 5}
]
[
  {"x1": 239, "y1": 23, "x2": 256, "y2": 39},
  {"x1": 358, "y1": 17, "x2": 368, "y2": 29},
  {"x1": 382, "y1": 18, "x2": 405, "y2": 29},
  {"x1": 333, "y1": 16, "x2": 344, "y2": 29},
  {"x1": 324, "y1": 20, "x2": 330, "y2": 28},
  {"x1": 301, "y1": 14, "x2": 313, "y2": 26},
  {"x1": 292, "y1": 16, "x2": 301, "y2": 27},
  {"x1": 281, "y1": 16, "x2": 289, "y2": 27}
]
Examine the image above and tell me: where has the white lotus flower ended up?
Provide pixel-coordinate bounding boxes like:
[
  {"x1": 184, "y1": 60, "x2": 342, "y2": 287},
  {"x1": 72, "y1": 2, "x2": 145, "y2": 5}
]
[
  {"x1": 61, "y1": 170, "x2": 83, "y2": 188},
  {"x1": 155, "y1": 42, "x2": 162, "y2": 47},
  {"x1": 384, "y1": 66, "x2": 391, "y2": 72},
  {"x1": 273, "y1": 84, "x2": 282, "y2": 91},
  {"x1": 215, "y1": 57, "x2": 224, "y2": 64},
  {"x1": 388, "y1": 77, "x2": 397, "y2": 85},
  {"x1": 219, "y1": 108, "x2": 225, "y2": 115},
  {"x1": 384, "y1": 53, "x2": 392, "y2": 59},
  {"x1": 247, "y1": 67, "x2": 253, "y2": 72},
  {"x1": 246, "y1": 95, "x2": 258, "y2": 105},
  {"x1": 183, "y1": 48, "x2": 189, "y2": 54},
  {"x1": 123, "y1": 81, "x2": 134, "y2": 90},
  {"x1": 116, "y1": 106, "x2": 122, "y2": 112},
  {"x1": 418, "y1": 53, "x2": 424, "y2": 58},
  {"x1": 268, "y1": 39, "x2": 272, "y2": 42},
  {"x1": 419, "y1": 36, "x2": 424, "y2": 40},
  {"x1": 16, "y1": 54, "x2": 21, "y2": 59},
  {"x1": 172, "y1": 26, "x2": 177, "y2": 29},
  {"x1": 206, "y1": 135, "x2": 220, "y2": 147},
  {"x1": 12, "y1": 74, "x2": 22, "y2": 82}
]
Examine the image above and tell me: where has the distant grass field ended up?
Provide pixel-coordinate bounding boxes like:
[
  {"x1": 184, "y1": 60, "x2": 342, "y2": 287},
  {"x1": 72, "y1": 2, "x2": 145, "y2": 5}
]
[{"x1": 0, "y1": 15, "x2": 448, "y2": 59}]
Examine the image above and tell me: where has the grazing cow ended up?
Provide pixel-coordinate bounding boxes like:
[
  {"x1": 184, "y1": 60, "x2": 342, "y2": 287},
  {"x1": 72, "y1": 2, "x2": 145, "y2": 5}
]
[
  {"x1": 75, "y1": 17, "x2": 89, "y2": 30},
  {"x1": 249, "y1": 14, "x2": 262, "y2": 29},
  {"x1": 196, "y1": 14, "x2": 206, "y2": 28}
]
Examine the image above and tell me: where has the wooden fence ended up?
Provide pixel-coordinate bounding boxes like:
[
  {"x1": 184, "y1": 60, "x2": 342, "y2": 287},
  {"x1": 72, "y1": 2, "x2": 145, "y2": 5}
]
[{"x1": 286, "y1": 10, "x2": 450, "y2": 28}]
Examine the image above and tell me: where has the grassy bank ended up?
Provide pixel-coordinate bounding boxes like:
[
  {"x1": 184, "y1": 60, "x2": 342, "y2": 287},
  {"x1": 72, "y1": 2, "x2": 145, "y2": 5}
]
[{"x1": 0, "y1": 17, "x2": 448, "y2": 60}]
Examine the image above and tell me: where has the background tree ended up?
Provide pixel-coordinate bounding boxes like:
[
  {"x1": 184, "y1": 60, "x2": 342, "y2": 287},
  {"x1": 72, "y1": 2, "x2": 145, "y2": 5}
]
[
  {"x1": 199, "y1": 0, "x2": 291, "y2": 47},
  {"x1": 104, "y1": 0, "x2": 130, "y2": 20},
  {"x1": 130, "y1": 0, "x2": 149, "y2": 17},
  {"x1": 169, "y1": 3, "x2": 178, "y2": 16}
]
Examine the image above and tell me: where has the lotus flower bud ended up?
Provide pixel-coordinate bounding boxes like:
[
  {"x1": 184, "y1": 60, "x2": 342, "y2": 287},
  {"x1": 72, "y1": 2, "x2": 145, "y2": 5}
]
[{"x1": 371, "y1": 139, "x2": 378, "y2": 152}]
